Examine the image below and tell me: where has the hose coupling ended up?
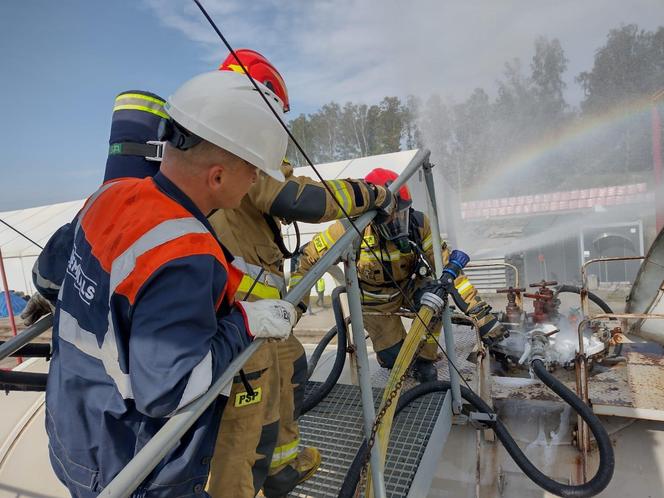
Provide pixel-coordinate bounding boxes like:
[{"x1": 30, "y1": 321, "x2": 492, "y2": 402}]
[
  {"x1": 529, "y1": 331, "x2": 549, "y2": 364},
  {"x1": 420, "y1": 291, "x2": 445, "y2": 315}
]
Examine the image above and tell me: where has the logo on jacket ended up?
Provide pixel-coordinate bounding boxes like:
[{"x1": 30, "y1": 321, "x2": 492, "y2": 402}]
[
  {"x1": 235, "y1": 387, "x2": 262, "y2": 407},
  {"x1": 66, "y1": 249, "x2": 98, "y2": 304}
]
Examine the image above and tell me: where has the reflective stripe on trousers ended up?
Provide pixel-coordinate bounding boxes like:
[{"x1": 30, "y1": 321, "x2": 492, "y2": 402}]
[{"x1": 269, "y1": 437, "x2": 300, "y2": 469}]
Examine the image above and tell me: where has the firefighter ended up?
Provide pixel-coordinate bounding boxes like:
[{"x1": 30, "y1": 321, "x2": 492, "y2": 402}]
[
  {"x1": 291, "y1": 168, "x2": 507, "y2": 383},
  {"x1": 315, "y1": 277, "x2": 326, "y2": 307},
  {"x1": 206, "y1": 50, "x2": 396, "y2": 498},
  {"x1": 35, "y1": 70, "x2": 296, "y2": 498}
]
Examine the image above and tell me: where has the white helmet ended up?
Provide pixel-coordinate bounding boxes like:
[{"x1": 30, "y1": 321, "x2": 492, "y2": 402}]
[{"x1": 164, "y1": 70, "x2": 288, "y2": 181}]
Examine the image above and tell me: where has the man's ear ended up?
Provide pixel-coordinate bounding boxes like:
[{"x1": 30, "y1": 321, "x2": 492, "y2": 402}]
[{"x1": 208, "y1": 164, "x2": 225, "y2": 191}]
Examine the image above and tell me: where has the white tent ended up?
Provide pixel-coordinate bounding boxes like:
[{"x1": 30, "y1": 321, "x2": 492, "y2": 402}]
[
  {"x1": 0, "y1": 200, "x2": 84, "y2": 294},
  {"x1": 0, "y1": 149, "x2": 437, "y2": 294}
]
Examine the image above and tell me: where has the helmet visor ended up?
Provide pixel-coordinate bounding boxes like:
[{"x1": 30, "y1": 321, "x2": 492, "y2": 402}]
[{"x1": 376, "y1": 208, "x2": 410, "y2": 241}]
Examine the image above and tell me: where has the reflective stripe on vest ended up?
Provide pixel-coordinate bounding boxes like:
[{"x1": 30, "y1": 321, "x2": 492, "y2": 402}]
[{"x1": 60, "y1": 182, "x2": 236, "y2": 408}]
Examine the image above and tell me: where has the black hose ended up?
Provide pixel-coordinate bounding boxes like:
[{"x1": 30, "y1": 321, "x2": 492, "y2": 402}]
[
  {"x1": 555, "y1": 285, "x2": 622, "y2": 355},
  {"x1": 339, "y1": 362, "x2": 614, "y2": 498},
  {"x1": 307, "y1": 316, "x2": 350, "y2": 379},
  {"x1": 509, "y1": 360, "x2": 615, "y2": 497},
  {"x1": 302, "y1": 286, "x2": 348, "y2": 415},
  {"x1": 555, "y1": 285, "x2": 614, "y2": 315}
]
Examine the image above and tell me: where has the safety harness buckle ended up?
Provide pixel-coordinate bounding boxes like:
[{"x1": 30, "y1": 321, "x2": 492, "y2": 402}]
[{"x1": 145, "y1": 141, "x2": 165, "y2": 162}]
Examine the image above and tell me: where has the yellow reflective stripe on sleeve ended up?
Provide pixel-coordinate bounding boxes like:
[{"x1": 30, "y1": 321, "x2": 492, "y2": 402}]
[
  {"x1": 237, "y1": 275, "x2": 281, "y2": 299},
  {"x1": 329, "y1": 180, "x2": 351, "y2": 218},
  {"x1": 112, "y1": 104, "x2": 169, "y2": 120},
  {"x1": 422, "y1": 234, "x2": 433, "y2": 251},
  {"x1": 288, "y1": 275, "x2": 302, "y2": 292},
  {"x1": 456, "y1": 278, "x2": 474, "y2": 298},
  {"x1": 269, "y1": 438, "x2": 301, "y2": 468},
  {"x1": 321, "y1": 227, "x2": 337, "y2": 248}
]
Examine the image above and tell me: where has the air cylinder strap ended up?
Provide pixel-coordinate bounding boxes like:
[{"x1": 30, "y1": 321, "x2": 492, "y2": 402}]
[{"x1": 263, "y1": 214, "x2": 300, "y2": 258}]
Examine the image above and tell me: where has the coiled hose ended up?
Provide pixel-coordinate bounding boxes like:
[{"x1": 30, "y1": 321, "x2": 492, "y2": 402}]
[
  {"x1": 302, "y1": 286, "x2": 348, "y2": 415},
  {"x1": 339, "y1": 361, "x2": 614, "y2": 498}
]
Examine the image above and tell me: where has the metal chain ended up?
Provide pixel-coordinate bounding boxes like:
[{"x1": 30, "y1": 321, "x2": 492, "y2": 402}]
[{"x1": 354, "y1": 338, "x2": 427, "y2": 497}]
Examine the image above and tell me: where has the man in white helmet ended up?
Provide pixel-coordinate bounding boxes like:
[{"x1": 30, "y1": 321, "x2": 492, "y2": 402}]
[{"x1": 37, "y1": 71, "x2": 294, "y2": 498}]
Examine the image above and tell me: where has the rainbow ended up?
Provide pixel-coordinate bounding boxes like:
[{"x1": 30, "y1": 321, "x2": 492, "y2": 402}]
[{"x1": 464, "y1": 96, "x2": 657, "y2": 200}]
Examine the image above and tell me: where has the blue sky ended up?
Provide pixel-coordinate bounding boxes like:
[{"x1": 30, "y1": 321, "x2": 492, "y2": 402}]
[{"x1": 2, "y1": 0, "x2": 663, "y2": 211}]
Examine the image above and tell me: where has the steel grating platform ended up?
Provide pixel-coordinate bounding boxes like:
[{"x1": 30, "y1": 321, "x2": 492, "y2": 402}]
[{"x1": 290, "y1": 381, "x2": 446, "y2": 498}]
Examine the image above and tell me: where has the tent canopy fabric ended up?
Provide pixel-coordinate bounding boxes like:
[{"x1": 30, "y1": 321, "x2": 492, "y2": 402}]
[{"x1": 0, "y1": 200, "x2": 84, "y2": 259}]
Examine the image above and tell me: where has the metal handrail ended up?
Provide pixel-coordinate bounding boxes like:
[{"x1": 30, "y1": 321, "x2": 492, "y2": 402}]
[
  {"x1": 0, "y1": 314, "x2": 53, "y2": 361},
  {"x1": 101, "y1": 148, "x2": 431, "y2": 497},
  {"x1": 574, "y1": 312, "x2": 664, "y2": 477},
  {"x1": 579, "y1": 256, "x2": 646, "y2": 317}
]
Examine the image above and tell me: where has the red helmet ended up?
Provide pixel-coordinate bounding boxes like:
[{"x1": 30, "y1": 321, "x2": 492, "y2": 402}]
[
  {"x1": 365, "y1": 167, "x2": 412, "y2": 210},
  {"x1": 219, "y1": 49, "x2": 290, "y2": 112}
]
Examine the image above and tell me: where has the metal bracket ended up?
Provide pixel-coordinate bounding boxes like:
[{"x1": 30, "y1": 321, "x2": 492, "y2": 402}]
[{"x1": 469, "y1": 411, "x2": 497, "y2": 430}]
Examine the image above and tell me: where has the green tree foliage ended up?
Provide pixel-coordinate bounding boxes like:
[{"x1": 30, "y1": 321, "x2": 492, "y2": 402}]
[
  {"x1": 288, "y1": 25, "x2": 662, "y2": 198},
  {"x1": 577, "y1": 25, "x2": 664, "y2": 112},
  {"x1": 575, "y1": 25, "x2": 664, "y2": 177}
]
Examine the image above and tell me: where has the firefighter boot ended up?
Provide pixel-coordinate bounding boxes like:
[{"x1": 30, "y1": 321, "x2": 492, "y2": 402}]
[
  {"x1": 412, "y1": 359, "x2": 438, "y2": 383},
  {"x1": 263, "y1": 446, "x2": 322, "y2": 497}
]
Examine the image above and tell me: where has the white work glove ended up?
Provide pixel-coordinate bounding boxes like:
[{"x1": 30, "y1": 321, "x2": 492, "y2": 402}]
[
  {"x1": 236, "y1": 299, "x2": 296, "y2": 341},
  {"x1": 20, "y1": 292, "x2": 54, "y2": 326}
]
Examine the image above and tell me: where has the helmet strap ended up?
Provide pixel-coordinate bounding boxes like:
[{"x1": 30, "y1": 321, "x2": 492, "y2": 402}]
[{"x1": 158, "y1": 118, "x2": 203, "y2": 151}]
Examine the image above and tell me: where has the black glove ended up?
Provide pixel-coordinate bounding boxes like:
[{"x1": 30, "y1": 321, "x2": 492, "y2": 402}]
[
  {"x1": 413, "y1": 279, "x2": 448, "y2": 310},
  {"x1": 368, "y1": 184, "x2": 396, "y2": 224},
  {"x1": 479, "y1": 319, "x2": 509, "y2": 346}
]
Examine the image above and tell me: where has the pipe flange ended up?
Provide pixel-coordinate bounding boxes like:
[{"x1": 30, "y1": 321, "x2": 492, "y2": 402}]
[{"x1": 420, "y1": 292, "x2": 445, "y2": 314}]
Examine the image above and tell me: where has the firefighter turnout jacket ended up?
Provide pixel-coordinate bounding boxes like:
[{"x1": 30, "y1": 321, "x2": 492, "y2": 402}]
[
  {"x1": 206, "y1": 162, "x2": 390, "y2": 496},
  {"x1": 36, "y1": 173, "x2": 251, "y2": 498},
  {"x1": 210, "y1": 161, "x2": 391, "y2": 300},
  {"x1": 292, "y1": 209, "x2": 500, "y2": 343}
]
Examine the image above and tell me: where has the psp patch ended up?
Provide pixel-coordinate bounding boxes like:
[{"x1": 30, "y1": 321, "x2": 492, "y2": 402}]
[
  {"x1": 235, "y1": 387, "x2": 263, "y2": 407},
  {"x1": 313, "y1": 234, "x2": 327, "y2": 253}
]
